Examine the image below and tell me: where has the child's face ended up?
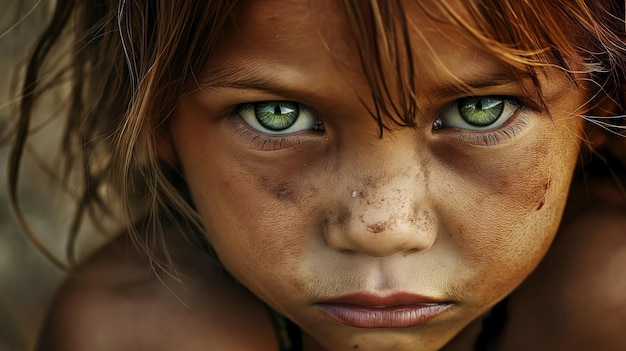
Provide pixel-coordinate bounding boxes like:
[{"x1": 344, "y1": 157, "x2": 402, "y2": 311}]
[{"x1": 169, "y1": 0, "x2": 587, "y2": 349}]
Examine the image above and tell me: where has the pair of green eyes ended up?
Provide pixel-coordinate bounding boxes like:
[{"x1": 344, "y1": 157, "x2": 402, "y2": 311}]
[{"x1": 238, "y1": 97, "x2": 518, "y2": 134}]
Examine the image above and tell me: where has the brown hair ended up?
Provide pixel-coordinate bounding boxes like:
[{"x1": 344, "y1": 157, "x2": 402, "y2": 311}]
[{"x1": 7, "y1": 0, "x2": 626, "y2": 270}]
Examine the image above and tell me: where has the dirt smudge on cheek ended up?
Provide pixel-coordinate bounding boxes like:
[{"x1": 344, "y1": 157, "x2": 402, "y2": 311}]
[
  {"x1": 432, "y1": 140, "x2": 541, "y2": 208},
  {"x1": 229, "y1": 173, "x2": 321, "y2": 277},
  {"x1": 271, "y1": 182, "x2": 296, "y2": 202},
  {"x1": 257, "y1": 174, "x2": 318, "y2": 205},
  {"x1": 535, "y1": 199, "x2": 545, "y2": 211},
  {"x1": 535, "y1": 178, "x2": 551, "y2": 211},
  {"x1": 258, "y1": 174, "x2": 296, "y2": 202},
  {"x1": 479, "y1": 139, "x2": 552, "y2": 212},
  {"x1": 431, "y1": 132, "x2": 559, "y2": 260}
]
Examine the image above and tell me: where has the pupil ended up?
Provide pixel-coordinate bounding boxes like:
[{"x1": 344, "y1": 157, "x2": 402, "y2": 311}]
[{"x1": 274, "y1": 105, "x2": 281, "y2": 114}]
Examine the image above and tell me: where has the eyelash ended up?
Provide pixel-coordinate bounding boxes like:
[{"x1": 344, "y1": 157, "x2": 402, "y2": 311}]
[
  {"x1": 458, "y1": 115, "x2": 530, "y2": 146},
  {"x1": 226, "y1": 118, "x2": 306, "y2": 151}
]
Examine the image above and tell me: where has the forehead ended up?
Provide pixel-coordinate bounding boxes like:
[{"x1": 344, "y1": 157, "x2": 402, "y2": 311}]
[
  {"x1": 206, "y1": 0, "x2": 511, "y2": 93},
  {"x1": 197, "y1": 0, "x2": 589, "y2": 123}
]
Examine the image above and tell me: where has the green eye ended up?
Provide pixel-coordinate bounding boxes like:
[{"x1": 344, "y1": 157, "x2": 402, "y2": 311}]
[
  {"x1": 458, "y1": 97, "x2": 503, "y2": 126},
  {"x1": 237, "y1": 101, "x2": 322, "y2": 135},
  {"x1": 435, "y1": 96, "x2": 519, "y2": 131},
  {"x1": 255, "y1": 102, "x2": 299, "y2": 131}
]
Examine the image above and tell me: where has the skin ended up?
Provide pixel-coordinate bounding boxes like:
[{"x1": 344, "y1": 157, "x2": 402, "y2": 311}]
[
  {"x1": 35, "y1": 1, "x2": 626, "y2": 351},
  {"x1": 166, "y1": 0, "x2": 587, "y2": 349}
]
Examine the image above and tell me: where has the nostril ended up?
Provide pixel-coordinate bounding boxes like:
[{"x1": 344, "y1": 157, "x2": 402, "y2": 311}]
[{"x1": 404, "y1": 248, "x2": 420, "y2": 255}]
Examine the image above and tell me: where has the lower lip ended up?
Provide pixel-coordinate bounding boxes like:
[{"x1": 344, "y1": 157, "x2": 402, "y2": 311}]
[{"x1": 316, "y1": 303, "x2": 452, "y2": 328}]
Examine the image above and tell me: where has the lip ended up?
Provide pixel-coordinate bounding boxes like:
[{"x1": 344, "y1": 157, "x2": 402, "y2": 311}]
[{"x1": 315, "y1": 292, "x2": 452, "y2": 328}]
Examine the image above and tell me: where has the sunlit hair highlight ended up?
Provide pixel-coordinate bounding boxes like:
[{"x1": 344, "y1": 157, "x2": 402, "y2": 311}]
[{"x1": 342, "y1": 0, "x2": 626, "y2": 135}]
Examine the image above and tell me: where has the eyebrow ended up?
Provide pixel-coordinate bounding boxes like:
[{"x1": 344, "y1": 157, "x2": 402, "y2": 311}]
[
  {"x1": 194, "y1": 62, "x2": 299, "y2": 96},
  {"x1": 428, "y1": 70, "x2": 529, "y2": 100},
  {"x1": 195, "y1": 61, "x2": 532, "y2": 101}
]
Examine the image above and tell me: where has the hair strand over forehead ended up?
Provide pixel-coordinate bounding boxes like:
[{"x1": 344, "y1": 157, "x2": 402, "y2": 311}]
[{"x1": 6, "y1": 0, "x2": 626, "y2": 270}]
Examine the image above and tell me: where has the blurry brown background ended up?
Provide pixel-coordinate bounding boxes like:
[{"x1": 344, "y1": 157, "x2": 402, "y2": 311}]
[{"x1": 1, "y1": 1, "x2": 71, "y2": 350}]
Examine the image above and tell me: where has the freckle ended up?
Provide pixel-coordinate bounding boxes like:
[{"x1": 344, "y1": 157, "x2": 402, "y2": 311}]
[
  {"x1": 408, "y1": 213, "x2": 417, "y2": 224},
  {"x1": 421, "y1": 210, "x2": 433, "y2": 222},
  {"x1": 362, "y1": 176, "x2": 374, "y2": 187},
  {"x1": 420, "y1": 158, "x2": 431, "y2": 187},
  {"x1": 352, "y1": 345, "x2": 359, "y2": 349}
]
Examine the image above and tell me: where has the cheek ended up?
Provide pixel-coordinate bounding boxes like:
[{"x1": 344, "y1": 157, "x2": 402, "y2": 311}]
[
  {"x1": 208, "y1": 175, "x2": 315, "y2": 267},
  {"x1": 176, "y1": 133, "x2": 325, "y2": 292},
  {"x1": 431, "y1": 120, "x2": 582, "y2": 295}
]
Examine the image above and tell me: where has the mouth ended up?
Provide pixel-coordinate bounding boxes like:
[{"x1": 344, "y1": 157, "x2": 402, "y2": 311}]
[{"x1": 315, "y1": 292, "x2": 453, "y2": 328}]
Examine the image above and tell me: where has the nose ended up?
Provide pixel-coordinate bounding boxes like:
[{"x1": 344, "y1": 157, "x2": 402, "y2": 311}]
[{"x1": 324, "y1": 176, "x2": 437, "y2": 257}]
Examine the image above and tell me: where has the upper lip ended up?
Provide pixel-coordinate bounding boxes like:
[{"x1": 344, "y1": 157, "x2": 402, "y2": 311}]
[{"x1": 317, "y1": 292, "x2": 448, "y2": 308}]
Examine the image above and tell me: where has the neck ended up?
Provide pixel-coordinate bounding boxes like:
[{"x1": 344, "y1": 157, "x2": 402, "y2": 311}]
[{"x1": 301, "y1": 332, "x2": 327, "y2": 351}]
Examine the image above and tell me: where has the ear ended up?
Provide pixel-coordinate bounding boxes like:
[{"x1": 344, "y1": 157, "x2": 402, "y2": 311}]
[{"x1": 156, "y1": 121, "x2": 177, "y2": 165}]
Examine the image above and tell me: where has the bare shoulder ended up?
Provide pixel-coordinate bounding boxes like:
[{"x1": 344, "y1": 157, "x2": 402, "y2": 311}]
[
  {"x1": 37, "y1": 227, "x2": 278, "y2": 351},
  {"x1": 503, "y1": 177, "x2": 626, "y2": 350}
]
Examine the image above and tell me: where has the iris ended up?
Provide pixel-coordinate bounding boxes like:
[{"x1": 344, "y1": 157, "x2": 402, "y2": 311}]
[{"x1": 254, "y1": 102, "x2": 300, "y2": 131}]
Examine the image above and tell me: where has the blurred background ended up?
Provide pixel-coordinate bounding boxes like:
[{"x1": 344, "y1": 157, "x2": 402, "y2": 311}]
[{"x1": 1, "y1": 1, "x2": 73, "y2": 350}]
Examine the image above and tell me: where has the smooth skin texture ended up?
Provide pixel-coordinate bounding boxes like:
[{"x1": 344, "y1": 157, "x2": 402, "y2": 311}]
[{"x1": 38, "y1": 0, "x2": 626, "y2": 350}]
